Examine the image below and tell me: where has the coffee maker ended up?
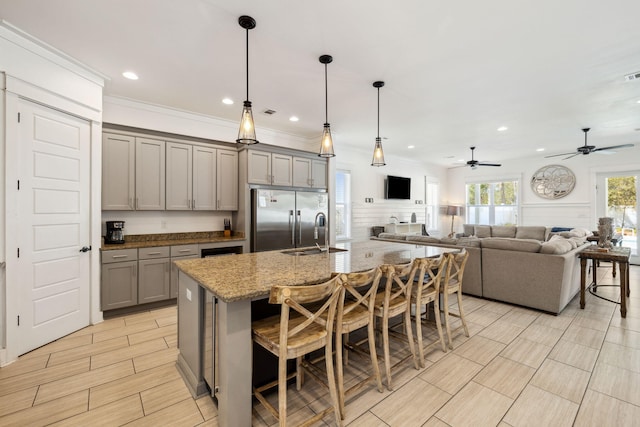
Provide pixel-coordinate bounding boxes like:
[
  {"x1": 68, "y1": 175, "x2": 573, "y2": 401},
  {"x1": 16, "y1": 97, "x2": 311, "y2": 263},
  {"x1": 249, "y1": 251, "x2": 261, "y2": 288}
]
[{"x1": 105, "y1": 221, "x2": 125, "y2": 244}]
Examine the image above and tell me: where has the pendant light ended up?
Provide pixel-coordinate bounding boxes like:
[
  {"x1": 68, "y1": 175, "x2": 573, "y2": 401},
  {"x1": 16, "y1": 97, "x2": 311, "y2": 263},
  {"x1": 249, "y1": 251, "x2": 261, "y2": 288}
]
[
  {"x1": 318, "y1": 55, "x2": 335, "y2": 157},
  {"x1": 371, "y1": 81, "x2": 386, "y2": 166},
  {"x1": 236, "y1": 15, "x2": 258, "y2": 145}
]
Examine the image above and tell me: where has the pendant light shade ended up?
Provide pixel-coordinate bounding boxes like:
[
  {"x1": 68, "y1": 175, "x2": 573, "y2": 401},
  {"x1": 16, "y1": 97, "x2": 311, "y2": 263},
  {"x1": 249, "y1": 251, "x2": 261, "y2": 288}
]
[
  {"x1": 236, "y1": 15, "x2": 259, "y2": 145},
  {"x1": 371, "y1": 81, "x2": 386, "y2": 166},
  {"x1": 318, "y1": 55, "x2": 335, "y2": 157}
]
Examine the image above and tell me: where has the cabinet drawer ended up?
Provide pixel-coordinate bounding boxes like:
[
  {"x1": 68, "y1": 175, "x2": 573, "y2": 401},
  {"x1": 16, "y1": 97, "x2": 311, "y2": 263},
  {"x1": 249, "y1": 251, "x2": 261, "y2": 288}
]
[
  {"x1": 171, "y1": 244, "x2": 199, "y2": 257},
  {"x1": 139, "y1": 246, "x2": 170, "y2": 259},
  {"x1": 102, "y1": 248, "x2": 138, "y2": 264}
]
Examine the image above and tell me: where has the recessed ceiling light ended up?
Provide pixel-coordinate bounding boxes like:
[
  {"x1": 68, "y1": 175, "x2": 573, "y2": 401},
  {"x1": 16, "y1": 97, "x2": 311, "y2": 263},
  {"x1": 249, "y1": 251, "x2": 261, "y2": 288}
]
[
  {"x1": 536, "y1": 148, "x2": 545, "y2": 152},
  {"x1": 222, "y1": 98, "x2": 234, "y2": 105},
  {"x1": 407, "y1": 145, "x2": 415, "y2": 149},
  {"x1": 637, "y1": 99, "x2": 640, "y2": 104},
  {"x1": 122, "y1": 71, "x2": 138, "y2": 80},
  {"x1": 289, "y1": 116, "x2": 299, "y2": 122},
  {"x1": 497, "y1": 126, "x2": 508, "y2": 132}
]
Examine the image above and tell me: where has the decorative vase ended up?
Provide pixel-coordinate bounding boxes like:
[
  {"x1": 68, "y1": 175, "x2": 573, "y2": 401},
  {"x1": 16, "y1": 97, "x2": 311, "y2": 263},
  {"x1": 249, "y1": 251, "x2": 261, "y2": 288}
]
[{"x1": 597, "y1": 217, "x2": 614, "y2": 249}]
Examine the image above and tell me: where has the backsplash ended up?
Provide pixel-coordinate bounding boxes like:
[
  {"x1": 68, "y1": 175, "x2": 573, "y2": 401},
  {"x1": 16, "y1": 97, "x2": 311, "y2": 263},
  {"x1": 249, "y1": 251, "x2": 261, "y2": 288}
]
[{"x1": 101, "y1": 210, "x2": 236, "y2": 236}]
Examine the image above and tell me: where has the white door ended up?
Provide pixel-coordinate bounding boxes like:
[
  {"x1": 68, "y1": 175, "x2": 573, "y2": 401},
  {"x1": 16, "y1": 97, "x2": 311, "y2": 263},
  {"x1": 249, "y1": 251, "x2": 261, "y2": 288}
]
[
  {"x1": 17, "y1": 99, "x2": 91, "y2": 355},
  {"x1": 596, "y1": 171, "x2": 639, "y2": 265}
]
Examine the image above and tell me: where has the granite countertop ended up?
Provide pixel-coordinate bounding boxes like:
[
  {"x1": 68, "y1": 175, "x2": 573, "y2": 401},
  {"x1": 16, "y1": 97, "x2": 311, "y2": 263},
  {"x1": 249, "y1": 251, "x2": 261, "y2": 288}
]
[
  {"x1": 101, "y1": 231, "x2": 245, "y2": 251},
  {"x1": 174, "y1": 240, "x2": 456, "y2": 303}
]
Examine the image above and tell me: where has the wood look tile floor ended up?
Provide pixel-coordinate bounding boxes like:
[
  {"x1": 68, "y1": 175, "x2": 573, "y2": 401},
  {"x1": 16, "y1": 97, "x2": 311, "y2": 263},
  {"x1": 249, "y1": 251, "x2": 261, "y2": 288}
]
[{"x1": 1, "y1": 265, "x2": 639, "y2": 426}]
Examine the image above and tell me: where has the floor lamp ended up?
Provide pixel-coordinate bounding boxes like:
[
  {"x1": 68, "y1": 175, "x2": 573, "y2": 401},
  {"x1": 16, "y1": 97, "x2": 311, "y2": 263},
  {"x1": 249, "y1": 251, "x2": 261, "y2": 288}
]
[{"x1": 447, "y1": 205, "x2": 461, "y2": 238}]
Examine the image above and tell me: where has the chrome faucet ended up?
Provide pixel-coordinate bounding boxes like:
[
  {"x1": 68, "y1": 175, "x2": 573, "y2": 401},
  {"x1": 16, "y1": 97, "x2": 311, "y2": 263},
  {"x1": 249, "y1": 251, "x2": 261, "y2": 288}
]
[{"x1": 314, "y1": 212, "x2": 328, "y2": 249}]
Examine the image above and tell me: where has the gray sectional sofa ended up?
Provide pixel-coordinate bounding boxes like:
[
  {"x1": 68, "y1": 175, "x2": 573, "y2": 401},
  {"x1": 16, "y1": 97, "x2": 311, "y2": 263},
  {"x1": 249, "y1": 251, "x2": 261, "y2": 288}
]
[{"x1": 372, "y1": 224, "x2": 592, "y2": 314}]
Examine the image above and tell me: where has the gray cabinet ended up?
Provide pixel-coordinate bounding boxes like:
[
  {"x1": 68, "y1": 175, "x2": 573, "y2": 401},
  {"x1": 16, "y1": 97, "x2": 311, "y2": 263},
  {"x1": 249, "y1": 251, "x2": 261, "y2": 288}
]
[
  {"x1": 138, "y1": 246, "x2": 171, "y2": 303},
  {"x1": 194, "y1": 145, "x2": 217, "y2": 211},
  {"x1": 166, "y1": 142, "x2": 193, "y2": 210},
  {"x1": 292, "y1": 156, "x2": 327, "y2": 189},
  {"x1": 216, "y1": 149, "x2": 238, "y2": 210},
  {"x1": 101, "y1": 249, "x2": 138, "y2": 310},
  {"x1": 170, "y1": 244, "x2": 200, "y2": 298},
  {"x1": 247, "y1": 150, "x2": 292, "y2": 186},
  {"x1": 102, "y1": 133, "x2": 135, "y2": 210},
  {"x1": 136, "y1": 137, "x2": 166, "y2": 210}
]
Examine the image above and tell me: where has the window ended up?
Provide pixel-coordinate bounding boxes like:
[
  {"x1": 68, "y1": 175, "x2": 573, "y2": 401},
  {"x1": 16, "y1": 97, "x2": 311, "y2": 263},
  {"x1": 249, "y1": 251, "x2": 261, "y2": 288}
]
[
  {"x1": 425, "y1": 178, "x2": 439, "y2": 233},
  {"x1": 466, "y1": 179, "x2": 519, "y2": 225},
  {"x1": 335, "y1": 170, "x2": 351, "y2": 239}
]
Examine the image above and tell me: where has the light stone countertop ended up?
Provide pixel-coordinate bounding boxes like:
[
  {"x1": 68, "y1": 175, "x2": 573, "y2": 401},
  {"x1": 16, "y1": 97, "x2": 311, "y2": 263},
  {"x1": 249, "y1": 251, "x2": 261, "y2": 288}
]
[
  {"x1": 174, "y1": 240, "x2": 456, "y2": 302},
  {"x1": 101, "y1": 231, "x2": 245, "y2": 251}
]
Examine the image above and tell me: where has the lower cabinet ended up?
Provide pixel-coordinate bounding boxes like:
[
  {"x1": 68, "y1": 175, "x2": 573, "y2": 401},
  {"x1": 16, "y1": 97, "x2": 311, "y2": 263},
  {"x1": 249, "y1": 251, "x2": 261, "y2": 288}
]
[
  {"x1": 170, "y1": 244, "x2": 200, "y2": 298},
  {"x1": 101, "y1": 249, "x2": 138, "y2": 310},
  {"x1": 138, "y1": 246, "x2": 171, "y2": 304}
]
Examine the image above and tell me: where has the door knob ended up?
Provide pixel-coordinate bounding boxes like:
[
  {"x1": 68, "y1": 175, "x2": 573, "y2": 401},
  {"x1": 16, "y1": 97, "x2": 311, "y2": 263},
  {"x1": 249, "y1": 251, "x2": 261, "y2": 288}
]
[{"x1": 79, "y1": 246, "x2": 92, "y2": 253}]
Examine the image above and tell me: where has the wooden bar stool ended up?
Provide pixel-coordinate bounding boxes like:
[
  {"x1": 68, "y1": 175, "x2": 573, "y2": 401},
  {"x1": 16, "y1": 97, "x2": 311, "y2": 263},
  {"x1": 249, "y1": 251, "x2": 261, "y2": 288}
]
[
  {"x1": 410, "y1": 255, "x2": 448, "y2": 368},
  {"x1": 334, "y1": 267, "x2": 384, "y2": 418},
  {"x1": 375, "y1": 262, "x2": 420, "y2": 391},
  {"x1": 252, "y1": 276, "x2": 344, "y2": 427},
  {"x1": 441, "y1": 249, "x2": 470, "y2": 349}
]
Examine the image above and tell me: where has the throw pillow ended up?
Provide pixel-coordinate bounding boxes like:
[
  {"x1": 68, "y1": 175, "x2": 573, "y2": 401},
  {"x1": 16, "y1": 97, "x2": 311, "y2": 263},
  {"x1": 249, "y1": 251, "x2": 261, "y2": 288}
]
[{"x1": 539, "y1": 239, "x2": 573, "y2": 254}]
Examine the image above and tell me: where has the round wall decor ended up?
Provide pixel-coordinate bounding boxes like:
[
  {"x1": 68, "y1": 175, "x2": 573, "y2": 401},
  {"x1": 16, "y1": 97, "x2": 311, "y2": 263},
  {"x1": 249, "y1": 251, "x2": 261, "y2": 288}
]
[{"x1": 530, "y1": 164, "x2": 576, "y2": 199}]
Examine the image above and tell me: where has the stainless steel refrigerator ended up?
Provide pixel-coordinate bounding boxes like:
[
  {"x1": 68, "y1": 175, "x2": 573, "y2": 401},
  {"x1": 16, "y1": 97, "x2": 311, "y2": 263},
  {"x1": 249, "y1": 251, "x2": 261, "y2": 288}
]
[{"x1": 251, "y1": 189, "x2": 328, "y2": 252}]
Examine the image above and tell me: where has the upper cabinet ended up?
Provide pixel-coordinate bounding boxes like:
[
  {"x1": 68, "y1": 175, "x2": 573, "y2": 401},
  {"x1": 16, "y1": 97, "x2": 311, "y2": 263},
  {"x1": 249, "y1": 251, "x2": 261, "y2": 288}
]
[
  {"x1": 247, "y1": 150, "x2": 293, "y2": 186},
  {"x1": 217, "y1": 150, "x2": 238, "y2": 210},
  {"x1": 248, "y1": 150, "x2": 326, "y2": 189},
  {"x1": 136, "y1": 138, "x2": 166, "y2": 210},
  {"x1": 102, "y1": 133, "x2": 136, "y2": 210},
  {"x1": 102, "y1": 131, "x2": 238, "y2": 211},
  {"x1": 292, "y1": 157, "x2": 327, "y2": 189}
]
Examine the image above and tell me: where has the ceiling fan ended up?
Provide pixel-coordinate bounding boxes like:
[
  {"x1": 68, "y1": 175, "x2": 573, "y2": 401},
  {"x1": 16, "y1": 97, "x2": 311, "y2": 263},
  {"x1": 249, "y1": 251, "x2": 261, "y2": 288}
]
[
  {"x1": 545, "y1": 128, "x2": 635, "y2": 160},
  {"x1": 460, "y1": 146, "x2": 502, "y2": 169}
]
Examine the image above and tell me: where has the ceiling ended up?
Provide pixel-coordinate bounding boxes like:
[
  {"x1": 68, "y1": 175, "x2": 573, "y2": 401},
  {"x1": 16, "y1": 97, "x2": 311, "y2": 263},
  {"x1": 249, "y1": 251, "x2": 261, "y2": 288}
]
[{"x1": 2, "y1": 0, "x2": 640, "y2": 167}]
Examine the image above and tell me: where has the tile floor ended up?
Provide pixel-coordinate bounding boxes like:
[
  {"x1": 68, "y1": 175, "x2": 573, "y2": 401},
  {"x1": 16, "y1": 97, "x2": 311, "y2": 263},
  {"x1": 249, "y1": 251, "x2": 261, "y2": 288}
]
[{"x1": 0, "y1": 264, "x2": 638, "y2": 426}]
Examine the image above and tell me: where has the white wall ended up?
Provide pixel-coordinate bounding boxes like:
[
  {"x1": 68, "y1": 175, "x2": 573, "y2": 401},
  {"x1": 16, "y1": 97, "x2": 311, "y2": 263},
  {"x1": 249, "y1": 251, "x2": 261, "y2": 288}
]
[
  {"x1": 335, "y1": 145, "x2": 448, "y2": 241},
  {"x1": 102, "y1": 211, "x2": 235, "y2": 236},
  {"x1": 445, "y1": 147, "x2": 640, "y2": 234}
]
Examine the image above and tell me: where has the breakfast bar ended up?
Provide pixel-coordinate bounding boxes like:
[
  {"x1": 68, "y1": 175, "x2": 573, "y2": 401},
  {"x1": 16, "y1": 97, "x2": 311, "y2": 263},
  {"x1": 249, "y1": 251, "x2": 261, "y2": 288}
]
[{"x1": 174, "y1": 240, "x2": 454, "y2": 427}]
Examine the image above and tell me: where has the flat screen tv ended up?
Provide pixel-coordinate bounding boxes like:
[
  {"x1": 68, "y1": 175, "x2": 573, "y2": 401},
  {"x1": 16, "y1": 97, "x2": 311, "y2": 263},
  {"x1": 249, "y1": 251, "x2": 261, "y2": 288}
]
[{"x1": 385, "y1": 175, "x2": 411, "y2": 199}]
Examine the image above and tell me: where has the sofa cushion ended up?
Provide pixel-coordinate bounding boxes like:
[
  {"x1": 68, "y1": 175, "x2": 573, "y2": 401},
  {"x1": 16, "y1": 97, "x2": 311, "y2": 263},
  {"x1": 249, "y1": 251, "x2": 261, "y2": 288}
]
[
  {"x1": 491, "y1": 225, "x2": 517, "y2": 238},
  {"x1": 481, "y1": 237, "x2": 542, "y2": 253},
  {"x1": 440, "y1": 237, "x2": 458, "y2": 244},
  {"x1": 456, "y1": 236, "x2": 482, "y2": 247},
  {"x1": 539, "y1": 238, "x2": 573, "y2": 254},
  {"x1": 463, "y1": 224, "x2": 475, "y2": 237},
  {"x1": 377, "y1": 233, "x2": 407, "y2": 240},
  {"x1": 474, "y1": 225, "x2": 492, "y2": 238},
  {"x1": 515, "y1": 226, "x2": 547, "y2": 241},
  {"x1": 406, "y1": 235, "x2": 441, "y2": 244}
]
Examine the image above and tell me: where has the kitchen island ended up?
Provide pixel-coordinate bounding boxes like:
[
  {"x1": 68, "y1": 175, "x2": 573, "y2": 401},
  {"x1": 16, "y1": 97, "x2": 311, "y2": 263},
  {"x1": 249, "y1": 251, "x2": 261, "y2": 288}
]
[{"x1": 174, "y1": 240, "x2": 455, "y2": 427}]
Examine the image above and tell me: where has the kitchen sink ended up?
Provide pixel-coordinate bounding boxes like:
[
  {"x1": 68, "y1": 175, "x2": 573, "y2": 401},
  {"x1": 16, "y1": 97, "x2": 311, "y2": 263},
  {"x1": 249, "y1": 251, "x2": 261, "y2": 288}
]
[{"x1": 281, "y1": 247, "x2": 348, "y2": 256}]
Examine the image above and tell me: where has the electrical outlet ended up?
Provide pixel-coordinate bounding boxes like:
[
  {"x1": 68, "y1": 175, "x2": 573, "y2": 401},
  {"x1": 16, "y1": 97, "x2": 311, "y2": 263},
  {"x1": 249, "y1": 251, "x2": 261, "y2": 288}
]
[
  {"x1": 415, "y1": 200, "x2": 423, "y2": 204},
  {"x1": 186, "y1": 288, "x2": 192, "y2": 301},
  {"x1": 364, "y1": 197, "x2": 374, "y2": 203}
]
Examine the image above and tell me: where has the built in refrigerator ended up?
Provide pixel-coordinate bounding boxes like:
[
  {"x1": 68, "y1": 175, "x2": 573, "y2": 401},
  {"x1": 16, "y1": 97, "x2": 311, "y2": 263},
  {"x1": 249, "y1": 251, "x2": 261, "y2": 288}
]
[{"x1": 251, "y1": 189, "x2": 328, "y2": 252}]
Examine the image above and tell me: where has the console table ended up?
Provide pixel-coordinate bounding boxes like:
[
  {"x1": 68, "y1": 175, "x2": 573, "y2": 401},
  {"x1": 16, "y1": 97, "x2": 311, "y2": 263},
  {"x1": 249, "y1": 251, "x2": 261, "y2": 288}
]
[
  {"x1": 384, "y1": 222, "x2": 424, "y2": 235},
  {"x1": 579, "y1": 246, "x2": 631, "y2": 317}
]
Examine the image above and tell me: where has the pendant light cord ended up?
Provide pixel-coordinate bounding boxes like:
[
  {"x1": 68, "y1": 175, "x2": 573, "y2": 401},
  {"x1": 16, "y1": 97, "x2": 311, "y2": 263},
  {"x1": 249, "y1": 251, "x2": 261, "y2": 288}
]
[
  {"x1": 245, "y1": 28, "x2": 249, "y2": 102},
  {"x1": 377, "y1": 86, "x2": 380, "y2": 138},
  {"x1": 324, "y1": 63, "x2": 328, "y2": 123}
]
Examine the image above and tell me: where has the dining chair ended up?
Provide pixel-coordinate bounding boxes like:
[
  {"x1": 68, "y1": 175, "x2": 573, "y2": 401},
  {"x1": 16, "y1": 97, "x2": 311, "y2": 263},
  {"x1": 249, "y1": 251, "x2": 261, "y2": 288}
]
[
  {"x1": 252, "y1": 275, "x2": 344, "y2": 427},
  {"x1": 374, "y1": 261, "x2": 420, "y2": 391},
  {"x1": 441, "y1": 249, "x2": 470, "y2": 349},
  {"x1": 334, "y1": 267, "x2": 384, "y2": 418},
  {"x1": 410, "y1": 255, "x2": 448, "y2": 368}
]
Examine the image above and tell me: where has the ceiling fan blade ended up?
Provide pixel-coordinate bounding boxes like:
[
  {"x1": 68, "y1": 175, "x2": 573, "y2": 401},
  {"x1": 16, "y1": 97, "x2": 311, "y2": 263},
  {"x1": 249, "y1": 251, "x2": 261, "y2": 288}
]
[
  {"x1": 592, "y1": 144, "x2": 635, "y2": 152},
  {"x1": 545, "y1": 152, "x2": 577, "y2": 158},
  {"x1": 477, "y1": 162, "x2": 501, "y2": 167},
  {"x1": 562, "y1": 153, "x2": 581, "y2": 160}
]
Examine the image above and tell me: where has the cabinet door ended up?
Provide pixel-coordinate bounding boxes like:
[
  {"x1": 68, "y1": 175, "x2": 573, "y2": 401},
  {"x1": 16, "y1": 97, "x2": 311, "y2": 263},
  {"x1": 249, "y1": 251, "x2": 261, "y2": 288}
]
[
  {"x1": 170, "y1": 254, "x2": 199, "y2": 298},
  {"x1": 193, "y1": 146, "x2": 217, "y2": 211},
  {"x1": 311, "y1": 159, "x2": 327, "y2": 189},
  {"x1": 102, "y1": 133, "x2": 135, "y2": 210},
  {"x1": 293, "y1": 157, "x2": 312, "y2": 188},
  {"x1": 138, "y1": 258, "x2": 171, "y2": 303},
  {"x1": 166, "y1": 142, "x2": 193, "y2": 210},
  {"x1": 272, "y1": 153, "x2": 293, "y2": 186},
  {"x1": 136, "y1": 138, "x2": 166, "y2": 210},
  {"x1": 101, "y1": 261, "x2": 137, "y2": 310},
  {"x1": 247, "y1": 150, "x2": 271, "y2": 185},
  {"x1": 217, "y1": 150, "x2": 238, "y2": 210}
]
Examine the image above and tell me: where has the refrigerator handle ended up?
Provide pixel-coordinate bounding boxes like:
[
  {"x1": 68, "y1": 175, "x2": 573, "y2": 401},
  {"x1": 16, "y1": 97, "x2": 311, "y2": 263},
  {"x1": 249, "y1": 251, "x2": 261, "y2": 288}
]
[
  {"x1": 289, "y1": 210, "x2": 295, "y2": 246},
  {"x1": 297, "y1": 210, "x2": 302, "y2": 245}
]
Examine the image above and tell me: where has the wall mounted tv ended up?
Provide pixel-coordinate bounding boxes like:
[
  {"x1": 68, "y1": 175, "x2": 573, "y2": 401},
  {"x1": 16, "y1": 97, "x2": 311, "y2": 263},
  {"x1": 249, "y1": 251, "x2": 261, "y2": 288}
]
[{"x1": 385, "y1": 175, "x2": 411, "y2": 200}]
